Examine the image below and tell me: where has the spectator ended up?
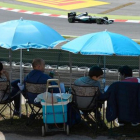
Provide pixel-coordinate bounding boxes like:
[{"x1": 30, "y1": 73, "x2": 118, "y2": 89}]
[
  {"x1": 74, "y1": 66, "x2": 103, "y2": 92},
  {"x1": 104, "y1": 65, "x2": 140, "y2": 126},
  {"x1": 115, "y1": 65, "x2": 140, "y2": 126},
  {"x1": 101, "y1": 66, "x2": 140, "y2": 101},
  {"x1": 74, "y1": 66, "x2": 103, "y2": 119},
  {"x1": 0, "y1": 62, "x2": 9, "y2": 81},
  {"x1": 24, "y1": 58, "x2": 59, "y2": 103},
  {"x1": 0, "y1": 62, "x2": 20, "y2": 115},
  {"x1": 119, "y1": 65, "x2": 140, "y2": 83}
]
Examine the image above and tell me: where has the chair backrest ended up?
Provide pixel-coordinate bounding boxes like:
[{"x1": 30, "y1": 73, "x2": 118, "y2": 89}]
[
  {"x1": 106, "y1": 81, "x2": 140, "y2": 122},
  {"x1": 25, "y1": 80, "x2": 61, "y2": 104},
  {"x1": 0, "y1": 81, "x2": 9, "y2": 91},
  {"x1": 25, "y1": 82, "x2": 46, "y2": 94},
  {"x1": 0, "y1": 81, "x2": 10, "y2": 101},
  {"x1": 25, "y1": 82, "x2": 47, "y2": 104},
  {"x1": 71, "y1": 85, "x2": 99, "y2": 111}
]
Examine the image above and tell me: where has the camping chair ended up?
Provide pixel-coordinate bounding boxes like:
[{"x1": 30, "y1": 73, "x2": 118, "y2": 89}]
[
  {"x1": 106, "y1": 82, "x2": 140, "y2": 136},
  {"x1": 25, "y1": 82, "x2": 46, "y2": 125},
  {"x1": 71, "y1": 85, "x2": 101, "y2": 132},
  {"x1": 0, "y1": 81, "x2": 16, "y2": 120},
  {"x1": 25, "y1": 80, "x2": 63, "y2": 126}
]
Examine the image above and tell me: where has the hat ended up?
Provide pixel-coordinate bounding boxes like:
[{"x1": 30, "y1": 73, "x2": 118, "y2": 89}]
[{"x1": 0, "y1": 62, "x2": 3, "y2": 71}]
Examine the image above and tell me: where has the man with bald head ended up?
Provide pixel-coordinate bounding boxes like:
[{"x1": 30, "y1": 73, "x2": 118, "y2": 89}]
[{"x1": 24, "y1": 58, "x2": 59, "y2": 103}]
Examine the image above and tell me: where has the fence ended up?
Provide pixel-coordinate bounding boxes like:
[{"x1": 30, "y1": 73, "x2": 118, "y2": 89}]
[{"x1": 0, "y1": 38, "x2": 140, "y2": 89}]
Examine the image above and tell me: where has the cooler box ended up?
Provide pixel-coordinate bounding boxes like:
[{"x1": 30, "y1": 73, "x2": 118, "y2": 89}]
[{"x1": 41, "y1": 99, "x2": 68, "y2": 124}]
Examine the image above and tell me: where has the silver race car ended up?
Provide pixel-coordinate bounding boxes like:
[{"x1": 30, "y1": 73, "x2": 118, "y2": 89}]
[{"x1": 68, "y1": 12, "x2": 114, "y2": 24}]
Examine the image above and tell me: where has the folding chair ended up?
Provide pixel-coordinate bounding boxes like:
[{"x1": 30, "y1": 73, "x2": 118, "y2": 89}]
[
  {"x1": 0, "y1": 81, "x2": 15, "y2": 120},
  {"x1": 25, "y1": 82, "x2": 46, "y2": 125},
  {"x1": 106, "y1": 82, "x2": 140, "y2": 136},
  {"x1": 71, "y1": 85, "x2": 101, "y2": 132}
]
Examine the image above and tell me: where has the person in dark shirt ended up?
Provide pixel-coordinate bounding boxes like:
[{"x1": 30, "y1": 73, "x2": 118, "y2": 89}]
[
  {"x1": 116, "y1": 65, "x2": 140, "y2": 126},
  {"x1": 24, "y1": 58, "x2": 59, "y2": 103},
  {"x1": 104, "y1": 65, "x2": 140, "y2": 126}
]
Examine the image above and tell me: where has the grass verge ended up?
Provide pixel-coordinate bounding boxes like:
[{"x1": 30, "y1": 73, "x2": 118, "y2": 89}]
[
  {"x1": 1, "y1": 105, "x2": 140, "y2": 139},
  {"x1": 0, "y1": 105, "x2": 109, "y2": 138}
]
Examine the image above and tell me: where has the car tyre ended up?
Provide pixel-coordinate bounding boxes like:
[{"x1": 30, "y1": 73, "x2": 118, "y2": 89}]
[
  {"x1": 110, "y1": 20, "x2": 114, "y2": 23},
  {"x1": 96, "y1": 18, "x2": 102, "y2": 24},
  {"x1": 68, "y1": 16, "x2": 75, "y2": 23},
  {"x1": 103, "y1": 17, "x2": 108, "y2": 20},
  {"x1": 104, "y1": 20, "x2": 109, "y2": 24}
]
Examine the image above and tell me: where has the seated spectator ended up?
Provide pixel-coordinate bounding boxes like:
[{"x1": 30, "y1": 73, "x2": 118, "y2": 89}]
[
  {"x1": 115, "y1": 65, "x2": 140, "y2": 126},
  {"x1": 101, "y1": 65, "x2": 140, "y2": 101},
  {"x1": 74, "y1": 66, "x2": 103, "y2": 92},
  {"x1": 0, "y1": 62, "x2": 20, "y2": 115},
  {"x1": 119, "y1": 65, "x2": 140, "y2": 83},
  {"x1": 23, "y1": 58, "x2": 59, "y2": 104},
  {"x1": 103, "y1": 65, "x2": 140, "y2": 126},
  {"x1": 74, "y1": 66, "x2": 103, "y2": 118}
]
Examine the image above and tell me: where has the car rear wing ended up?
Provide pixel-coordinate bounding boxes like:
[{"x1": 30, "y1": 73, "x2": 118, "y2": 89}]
[{"x1": 68, "y1": 12, "x2": 76, "y2": 17}]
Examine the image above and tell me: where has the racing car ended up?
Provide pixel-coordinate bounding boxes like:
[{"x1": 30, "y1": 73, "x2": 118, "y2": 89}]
[{"x1": 68, "y1": 12, "x2": 114, "y2": 24}]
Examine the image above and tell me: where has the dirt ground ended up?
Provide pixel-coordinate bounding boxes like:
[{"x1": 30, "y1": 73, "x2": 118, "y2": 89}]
[{"x1": 0, "y1": 132, "x2": 116, "y2": 140}]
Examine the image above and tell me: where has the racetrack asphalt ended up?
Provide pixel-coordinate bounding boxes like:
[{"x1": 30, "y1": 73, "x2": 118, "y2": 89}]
[{"x1": 0, "y1": 0, "x2": 140, "y2": 140}]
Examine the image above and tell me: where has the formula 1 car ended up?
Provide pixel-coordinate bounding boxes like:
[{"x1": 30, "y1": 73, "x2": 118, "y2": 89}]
[{"x1": 68, "y1": 12, "x2": 114, "y2": 24}]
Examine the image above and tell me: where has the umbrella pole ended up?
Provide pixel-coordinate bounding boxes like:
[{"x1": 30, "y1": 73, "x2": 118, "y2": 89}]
[
  {"x1": 69, "y1": 52, "x2": 72, "y2": 93},
  {"x1": 20, "y1": 49, "x2": 23, "y2": 84},
  {"x1": 103, "y1": 56, "x2": 106, "y2": 88},
  {"x1": 19, "y1": 49, "x2": 23, "y2": 118},
  {"x1": 103, "y1": 55, "x2": 106, "y2": 121},
  {"x1": 9, "y1": 49, "x2": 12, "y2": 83}
]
